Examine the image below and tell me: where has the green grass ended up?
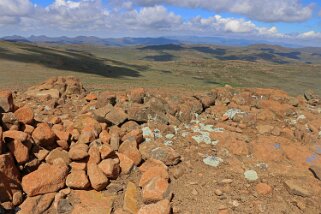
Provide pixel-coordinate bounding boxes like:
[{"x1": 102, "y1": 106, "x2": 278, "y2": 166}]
[{"x1": 0, "y1": 41, "x2": 320, "y2": 95}]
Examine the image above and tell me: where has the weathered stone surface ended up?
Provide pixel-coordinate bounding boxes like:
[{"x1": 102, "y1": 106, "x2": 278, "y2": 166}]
[
  {"x1": 18, "y1": 193, "x2": 56, "y2": 214},
  {"x1": 0, "y1": 154, "x2": 21, "y2": 202},
  {"x1": 22, "y1": 163, "x2": 69, "y2": 196},
  {"x1": 142, "y1": 176, "x2": 170, "y2": 203},
  {"x1": 14, "y1": 106, "x2": 34, "y2": 124},
  {"x1": 284, "y1": 180, "x2": 310, "y2": 197},
  {"x1": 32, "y1": 123, "x2": 56, "y2": 148},
  {"x1": 0, "y1": 90, "x2": 13, "y2": 113},
  {"x1": 98, "y1": 159, "x2": 120, "y2": 179},
  {"x1": 87, "y1": 163, "x2": 109, "y2": 191},
  {"x1": 140, "y1": 144, "x2": 180, "y2": 166},
  {"x1": 139, "y1": 166, "x2": 169, "y2": 187},
  {"x1": 118, "y1": 139, "x2": 142, "y2": 165},
  {"x1": 129, "y1": 88, "x2": 145, "y2": 104},
  {"x1": 69, "y1": 143, "x2": 89, "y2": 160},
  {"x1": 105, "y1": 107, "x2": 128, "y2": 125},
  {"x1": 123, "y1": 181, "x2": 138, "y2": 214},
  {"x1": 66, "y1": 170, "x2": 90, "y2": 189},
  {"x1": 138, "y1": 199, "x2": 170, "y2": 214},
  {"x1": 46, "y1": 148, "x2": 70, "y2": 164},
  {"x1": 117, "y1": 152, "x2": 134, "y2": 174},
  {"x1": 255, "y1": 183, "x2": 273, "y2": 195},
  {"x1": 69, "y1": 190, "x2": 114, "y2": 214}
]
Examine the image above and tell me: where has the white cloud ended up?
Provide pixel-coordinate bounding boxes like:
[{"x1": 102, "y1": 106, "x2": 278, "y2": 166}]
[
  {"x1": 297, "y1": 31, "x2": 321, "y2": 39},
  {"x1": 186, "y1": 15, "x2": 283, "y2": 38},
  {"x1": 0, "y1": 0, "x2": 35, "y2": 25},
  {"x1": 121, "y1": 0, "x2": 313, "y2": 22}
]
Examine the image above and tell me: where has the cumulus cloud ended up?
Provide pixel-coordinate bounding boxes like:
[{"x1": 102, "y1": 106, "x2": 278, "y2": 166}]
[
  {"x1": 0, "y1": 0, "x2": 35, "y2": 25},
  {"x1": 118, "y1": 0, "x2": 313, "y2": 22},
  {"x1": 0, "y1": 0, "x2": 318, "y2": 43},
  {"x1": 186, "y1": 15, "x2": 284, "y2": 38}
]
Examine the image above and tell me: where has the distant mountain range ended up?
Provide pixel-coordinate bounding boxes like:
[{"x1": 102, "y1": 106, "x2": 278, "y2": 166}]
[{"x1": 0, "y1": 35, "x2": 311, "y2": 48}]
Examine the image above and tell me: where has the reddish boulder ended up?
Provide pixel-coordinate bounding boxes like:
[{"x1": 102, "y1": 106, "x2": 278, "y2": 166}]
[
  {"x1": 32, "y1": 123, "x2": 56, "y2": 148},
  {"x1": 118, "y1": 139, "x2": 142, "y2": 165},
  {"x1": 129, "y1": 88, "x2": 145, "y2": 104},
  {"x1": 117, "y1": 152, "x2": 134, "y2": 174},
  {"x1": 142, "y1": 176, "x2": 170, "y2": 203},
  {"x1": 0, "y1": 154, "x2": 21, "y2": 202},
  {"x1": 138, "y1": 199, "x2": 170, "y2": 214},
  {"x1": 14, "y1": 106, "x2": 34, "y2": 124},
  {"x1": 0, "y1": 90, "x2": 13, "y2": 113},
  {"x1": 105, "y1": 107, "x2": 128, "y2": 125},
  {"x1": 98, "y1": 159, "x2": 120, "y2": 179},
  {"x1": 87, "y1": 163, "x2": 109, "y2": 191},
  {"x1": 22, "y1": 163, "x2": 69, "y2": 196},
  {"x1": 66, "y1": 170, "x2": 90, "y2": 189}
]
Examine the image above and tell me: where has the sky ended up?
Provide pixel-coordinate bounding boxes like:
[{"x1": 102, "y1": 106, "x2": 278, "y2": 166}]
[{"x1": 0, "y1": 0, "x2": 321, "y2": 46}]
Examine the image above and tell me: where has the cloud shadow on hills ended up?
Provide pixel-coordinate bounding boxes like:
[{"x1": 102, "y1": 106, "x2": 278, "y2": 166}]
[{"x1": 0, "y1": 44, "x2": 148, "y2": 78}]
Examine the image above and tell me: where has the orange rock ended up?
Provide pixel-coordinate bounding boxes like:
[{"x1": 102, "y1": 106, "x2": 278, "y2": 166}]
[
  {"x1": 99, "y1": 130, "x2": 111, "y2": 144},
  {"x1": 0, "y1": 154, "x2": 21, "y2": 202},
  {"x1": 105, "y1": 107, "x2": 128, "y2": 126},
  {"x1": 142, "y1": 176, "x2": 170, "y2": 203},
  {"x1": 123, "y1": 181, "x2": 138, "y2": 213},
  {"x1": 117, "y1": 152, "x2": 134, "y2": 174},
  {"x1": 87, "y1": 163, "x2": 109, "y2": 191},
  {"x1": 129, "y1": 88, "x2": 145, "y2": 104},
  {"x1": 85, "y1": 93, "x2": 97, "y2": 102},
  {"x1": 18, "y1": 193, "x2": 56, "y2": 214},
  {"x1": 118, "y1": 139, "x2": 142, "y2": 165},
  {"x1": 32, "y1": 123, "x2": 56, "y2": 148},
  {"x1": 139, "y1": 166, "x2": 169, "y2": 187},
  {"x1": 98, "y1": 159, "x2": 120, "y2": 179},
  {"x1": 22, "y1": 163, "x2": 68, "y2": 196},
  {"x1": 138, "y1": 199, "x2": 170, "y2": 214},
  {"x1": 66, "y1": 170, "x2": 90, "y2": 189},
  {"x1": 255, "y1": 183, "x2": 272, "y2": 195},
  {"x1": 139, "y1": 158, "x2": 168, "y2": 173},
  {"x1": 100, "y1": 144, "x2": 114, "y2": 159},
  {"x1": 0, "y1": 90, "x2": 14, "y2": 113},
  {"x1": 14, "y1": 106, "x2": 34, "y2": 124}
]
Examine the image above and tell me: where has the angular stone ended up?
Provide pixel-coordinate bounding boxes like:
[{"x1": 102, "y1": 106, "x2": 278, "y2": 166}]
[
  {"x1": 129, "y1": 88, "x2": 145, "y2": 104},
  {"x1": 3, "y1": 130, "x2": 28, "y2": 142},
  {"x1": 117, "y1": 152, "x2": 134, "y2": 174},
  {"x1": 0, "y1": 154, "x2": 21, "y2": 202},
  {"x1": 88, "y1": 145, "x2": 101, "y2": 164},
  {"x1": 140, "y1": 144, "x2": 180, "y2": 166},
  {"x1": 87, "y1": 163, "x2": 109, "y2": 191},
  {"x1": 14, "y1": 106, "x2": 34, "y2": 124},
  {"x1": 22, "y1": 163, "x2": 68, "y2": 196},
  {"x1": 99, "y1": 130, "x2": 111, "y2": 144},
  {"x1": 110, "y1": 132, "x2": 120, "y2": 151},
  {"x1": 284, "y1": 180, "x2": 310, "y2": 197},
  {"x1": 69, "y1": 143, "x2": 89, "y2": 161},
  {"x1": 142, "y1": 177, "x2": 170, "y2": 203},
  {"x1": 73, "y1": 115, "x2": 102, "y2": 136},
  {"x1": 98, "y1": 159, "x2": 120, "y2": 179},
  {"x1": 1, "y1": 112, "x2": 19, "y2": 130},
  {"x1": 138, "y1": 199, "x2": 170, "y2": 214},
  {"x1": 46, "y1": 148, "x2": 70, "y2": 164},
  {"x1": 123, "y1": 181, "x2": 138, "y2": 214},
  {"x1": 100, "y1": 144, "x2": 114, "y2": 159},
  {"x1": 7, "y1": 139, "x2": 31, "y2": 164},
  {"x1": 139, "y1": 166, "x2": 169, "y2": 187},
  {"x1": 32, "y1": 123, "x2": 56, "y2": 148},
  {"x1": 139, "y1": 158, "x2": 168, "y2": 173},
  {"x1": 119, "y1": 139, "x2": 142, "y2": 165},
  {"x1": 105, "y1": 107, "x2": 128, "y2": 125},
  {"x1": 66, "y1": 170, "x2": 90, "y2": 189},
  {"x1": 18, "y1": 193, "x2": 56, "y2": 214},
  {"x1": 0, "y1": 90, "x2": 13, "y2": 113},
  {"x1": 69, "y1": 190, "x2": 115, "y2": 214}
]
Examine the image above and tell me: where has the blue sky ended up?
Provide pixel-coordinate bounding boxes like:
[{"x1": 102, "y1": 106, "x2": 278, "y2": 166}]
[{"x1": 0, "y1": 0, "x2": 321, "y2": 46}]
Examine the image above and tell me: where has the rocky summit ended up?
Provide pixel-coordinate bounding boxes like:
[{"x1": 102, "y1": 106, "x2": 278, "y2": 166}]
[{"x1": 0, "y1": 76, "x2": 321, "y2": 214}]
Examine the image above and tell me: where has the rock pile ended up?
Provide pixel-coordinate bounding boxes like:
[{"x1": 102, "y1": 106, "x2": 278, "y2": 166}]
[{"x1": 0, "y1": 76, "x2": 321, "y2": 213}]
